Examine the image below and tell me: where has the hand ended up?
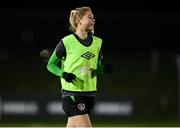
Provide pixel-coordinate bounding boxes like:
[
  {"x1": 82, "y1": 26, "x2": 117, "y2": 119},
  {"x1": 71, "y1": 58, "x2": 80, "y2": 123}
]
[
  {"x1": 103, "y1": 64, "x2": 113, "y2": 74},
  {"x1": 62, "y1": 72, "x2": 76, "y2": 83},
  {"x1": 90, "y1": 68, "x2": 97, "y2": 78}
]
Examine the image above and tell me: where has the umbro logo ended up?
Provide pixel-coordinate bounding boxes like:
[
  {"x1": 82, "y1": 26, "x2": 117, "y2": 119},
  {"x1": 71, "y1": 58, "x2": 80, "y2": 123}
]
[{"x1": 81, "y1": 51, "x2": 95, "y2": 60}]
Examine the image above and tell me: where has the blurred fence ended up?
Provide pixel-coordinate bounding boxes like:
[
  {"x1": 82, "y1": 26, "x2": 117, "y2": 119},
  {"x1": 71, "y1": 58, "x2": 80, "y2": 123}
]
[{"x1": 0, "y1": 94, "x2": 133, "y2": 121}]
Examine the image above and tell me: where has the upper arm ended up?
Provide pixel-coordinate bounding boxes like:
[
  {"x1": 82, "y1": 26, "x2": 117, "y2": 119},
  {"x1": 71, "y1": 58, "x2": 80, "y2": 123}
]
[
  {"x1": 55, "y1": 40, "x2": 66, "y2": 59},
  {"x1": 98, "y1": 46, "x2": 104, "y2": 65}
]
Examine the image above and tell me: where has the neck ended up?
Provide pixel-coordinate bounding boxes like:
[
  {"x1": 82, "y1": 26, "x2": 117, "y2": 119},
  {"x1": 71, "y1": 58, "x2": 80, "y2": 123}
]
[{"x1": 75, "y1": 29, "x2": 88, "y2": 40}]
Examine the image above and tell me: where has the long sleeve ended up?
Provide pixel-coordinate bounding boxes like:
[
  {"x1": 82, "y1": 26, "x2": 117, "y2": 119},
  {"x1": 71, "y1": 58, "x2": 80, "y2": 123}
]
[
  {"x1": 96, "y1": 63, "x2": 104, "y2": 75},
  {"x1": 90, "y1": 47, "x2": 104, "y2": 77},
  {"x1": 47, "y1": 50, "x2": 64, "y2": 77},
  {"x1": 47, "y1": 40, "x2": 66, "y2": 77},
  {"x1": 95, "y1": 47, "x2": 113, "y2": 75}
]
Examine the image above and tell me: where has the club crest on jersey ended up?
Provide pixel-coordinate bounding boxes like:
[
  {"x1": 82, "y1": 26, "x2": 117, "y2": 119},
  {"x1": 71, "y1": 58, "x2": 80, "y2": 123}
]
[
  {"x1": 77, "y1": 103, "x2": 85, "y2": 111},
  {"x1": 81, "y1": 51, "x2": 95, "y2": 60}
]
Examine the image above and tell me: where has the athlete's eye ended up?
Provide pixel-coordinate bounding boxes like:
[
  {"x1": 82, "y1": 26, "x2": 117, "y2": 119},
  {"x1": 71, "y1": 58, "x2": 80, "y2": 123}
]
[{"x1": 88, "y1": 16, "x2": 94, "y2": 19}]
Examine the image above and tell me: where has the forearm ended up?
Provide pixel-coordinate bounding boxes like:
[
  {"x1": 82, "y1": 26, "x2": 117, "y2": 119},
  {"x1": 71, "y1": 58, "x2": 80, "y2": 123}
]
[
  {"x1": 93, "y1": 60, "x2": 113, "y2": 77},
  {"x1": 47, "y1": 50, "x2": 64, "y2": 77},
  {"x1": 96, "y1": 60, "x2": 104, "y2": 75}
]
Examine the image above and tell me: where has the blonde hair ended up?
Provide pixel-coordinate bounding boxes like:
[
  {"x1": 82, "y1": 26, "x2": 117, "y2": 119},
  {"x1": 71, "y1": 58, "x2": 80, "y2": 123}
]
[{"x1": 69, "y1": 6, "x2": 94, "y2": 34}]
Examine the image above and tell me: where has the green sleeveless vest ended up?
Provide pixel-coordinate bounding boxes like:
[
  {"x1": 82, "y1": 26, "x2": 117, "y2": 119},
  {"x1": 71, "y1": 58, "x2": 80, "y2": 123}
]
[{"x1": 61, "y1": 34, "x2": 102, "y2": 92}]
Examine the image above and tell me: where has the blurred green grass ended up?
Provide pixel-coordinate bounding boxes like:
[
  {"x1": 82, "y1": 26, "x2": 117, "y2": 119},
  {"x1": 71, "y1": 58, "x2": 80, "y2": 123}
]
[{"x1": 0, "y1": 119, "x2": 180, "y2": 127}]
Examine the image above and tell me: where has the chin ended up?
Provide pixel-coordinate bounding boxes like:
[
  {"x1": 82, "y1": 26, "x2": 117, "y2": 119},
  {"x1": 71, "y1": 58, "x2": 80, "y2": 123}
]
[{"x1": 87, "y1": 27, "x2": 93, "y2": 32}]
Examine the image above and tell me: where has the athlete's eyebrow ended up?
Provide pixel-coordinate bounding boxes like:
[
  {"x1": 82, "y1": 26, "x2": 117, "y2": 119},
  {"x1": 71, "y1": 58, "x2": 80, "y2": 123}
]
[{"x1": 88, "y1": 15, "x2": 94, "y2": 19}]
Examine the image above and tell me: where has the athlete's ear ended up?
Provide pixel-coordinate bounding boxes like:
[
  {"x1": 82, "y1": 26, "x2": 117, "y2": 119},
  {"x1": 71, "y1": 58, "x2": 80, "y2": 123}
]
[{"x1": 77, "y1": 18, "x2": 81, "y2": 25}]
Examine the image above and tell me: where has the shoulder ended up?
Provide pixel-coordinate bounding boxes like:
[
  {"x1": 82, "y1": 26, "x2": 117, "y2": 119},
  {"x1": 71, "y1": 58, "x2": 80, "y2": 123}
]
[
  {"x1": 61, "y1": 34, "x2": 75, "y2": 47},
  {"x1": 92, "y1": 35, "x2": 102, "y2": 40},
  {"x1": 92, "y1": 35, "x2": 103, "y2": 45},
  {"x1": 62, "y1": 34, "x2": 74, "y2": 41}
]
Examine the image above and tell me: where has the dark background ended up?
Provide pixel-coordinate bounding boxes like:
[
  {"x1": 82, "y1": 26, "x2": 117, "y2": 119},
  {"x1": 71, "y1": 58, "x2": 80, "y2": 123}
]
[{"x1": 0, "y1": 0, "x2": 180, "y2": 126}]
